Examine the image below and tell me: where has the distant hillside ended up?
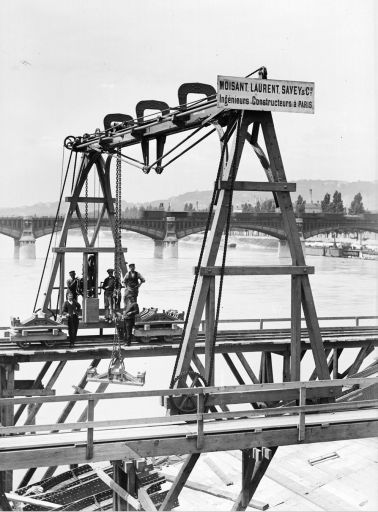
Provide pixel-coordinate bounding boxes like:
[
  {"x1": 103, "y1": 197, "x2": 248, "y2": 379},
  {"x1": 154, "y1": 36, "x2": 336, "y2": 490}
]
[
  {"x1": 145, "y1": 180, "x2": 378, "y2": 212},
  {"x1": 0, "y1": 180, "x2": 376, "y2": 216}
]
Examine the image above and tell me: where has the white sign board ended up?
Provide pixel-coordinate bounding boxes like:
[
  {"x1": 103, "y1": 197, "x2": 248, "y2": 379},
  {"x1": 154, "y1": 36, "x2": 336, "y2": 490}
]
[{"x1": 217, "y1": 76, "x2": 315, "y2": 114}]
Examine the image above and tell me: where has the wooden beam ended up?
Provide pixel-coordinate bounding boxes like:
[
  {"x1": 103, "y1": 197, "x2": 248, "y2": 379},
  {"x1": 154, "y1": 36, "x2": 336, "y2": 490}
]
[
  {"x1": 203, "y1": 456, "x2": 233, "y2": 486},
  {"x1": 1, "y1": 420, "x2": 378, "y2": 471},
  {"x1": 138, "y1": 487, "x2": 157, "y2": 511},
  {"x1": 159, "y1": 453, "x2": 200, "y2": 511},
  {"x1": 161, "y1": 473, "x2": 268, "y2": 510},
  {"x1": 90, "y1": 464, "x2": 140, "y2": 510},
  {"x1": 5, "y1": 492, "x2": 61, "y2": 510},
  {"x1": 52, "y1": 247, "x2": 127, "y2": 253},
  {"x1": 260, "y1": 112, "x2": 330, "y2": 380},
  {"x1": 2, "y1": 389, "x2": 55, "y2": 397},
  {"x1": 197, "y1": 266, "x2": 314, "y2": 276},
  {"x1": 291, "y1": 275, "x2": 301, "y2": 381},
  {"x1": 74, "y1": 205, "x2": 90, "y2": 247},
  {"x1": 65, "y1": 196, "x2": 115, "y2": 203},
  {"x1": 205, "y1": 276, "x2": 215, "y2": 385},
  {"x1": 1, "y1": 377, "x2": 376, "y2": 408},
  {"x1": 90, "y1": 203, "x2": 106, "y2": 247},
  {"x1": 173, "y1": 112, "x2": 253, "y2": 381},
  {"x1": 235, "y1": 353, "x2": 259, "y2": 384},
  {"x1": 347, "y1": 344, "x2": 374, "y2": 377},
  {"x1": 219, "y1": 180, "x2": 296, "y2": 192}
]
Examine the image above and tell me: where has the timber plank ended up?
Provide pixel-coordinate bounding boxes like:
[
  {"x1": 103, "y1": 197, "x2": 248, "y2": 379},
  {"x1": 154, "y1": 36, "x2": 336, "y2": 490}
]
[{"x1": 0, "y1": 420, "x2": 377, "y2": 470}]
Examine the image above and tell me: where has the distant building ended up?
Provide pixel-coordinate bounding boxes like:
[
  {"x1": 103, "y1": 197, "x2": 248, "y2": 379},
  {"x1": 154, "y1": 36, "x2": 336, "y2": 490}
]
[{"x1": 305, "y1": 202, "x2": 322, "y2": 213}]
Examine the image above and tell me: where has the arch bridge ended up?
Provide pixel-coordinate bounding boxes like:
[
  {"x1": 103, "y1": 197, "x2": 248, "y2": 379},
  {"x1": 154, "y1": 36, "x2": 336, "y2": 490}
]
[{"x1": 0, "y1": 212, "x2": 377, "y2": 258}]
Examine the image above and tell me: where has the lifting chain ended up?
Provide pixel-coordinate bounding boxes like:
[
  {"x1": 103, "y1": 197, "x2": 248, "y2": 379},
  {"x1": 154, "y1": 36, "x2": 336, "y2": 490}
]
[
  {"x1": 85, "y1": 176, "x2": 88, "y2": 234},
  {"x1": 109, "y1": 149, "x2": 123, "y2": 372}
]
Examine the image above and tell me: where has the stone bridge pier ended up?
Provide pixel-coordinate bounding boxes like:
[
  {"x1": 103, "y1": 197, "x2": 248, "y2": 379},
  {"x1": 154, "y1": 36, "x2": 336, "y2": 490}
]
[
  {"x1": 17, "y1": 217, "x2": 36, "y2": 260},
  {"x1": 278, "y1": 218, "x2": 306, "y2": 259},
  {"x1": 154, "y1": 216, "x2": 179, "y2": 258}
]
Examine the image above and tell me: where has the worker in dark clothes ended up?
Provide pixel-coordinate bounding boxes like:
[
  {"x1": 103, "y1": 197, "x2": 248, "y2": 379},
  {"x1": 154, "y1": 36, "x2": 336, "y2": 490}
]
[
  {"x1": 66, "y1": 270, "x2": 81, "y2": 300},
  {"x1": 102, "y1": 269, "x2": 118, "y2": 323},
  {"x1": 123, "y1": 299, "x2": 139, "y2": 346},
  {"x1": 123, "y1": 264, "x2": 145, "y2": 307},
  {"x1": 62, "y1": 292, "x2": 81, "y2": 347}
]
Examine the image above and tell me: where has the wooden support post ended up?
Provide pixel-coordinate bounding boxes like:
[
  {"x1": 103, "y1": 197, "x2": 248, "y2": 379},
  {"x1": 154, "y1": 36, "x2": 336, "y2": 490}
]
[
  {"x1": 261, "y1": 113, "x2": 329, "y2": 381},
  {"x1": 0, "y1": 365, "x2": 15, "y2": 493},
  {"x1": 259, "y1": 354, "x2": 273, "y2": 384},
  {"x1": 333, "y1": 349, "x2": 339, "y2": 379},
  {"x1": 91, "y1": 464, "x2": 139, "y2": 511},
  {"x1": 86, "y1": 398, "x2": 94, "y2": 459},
  {"x1": 112, "y1": 460, "x2": 129, "y2": 511},
  {"x1": 282, "y1": 351, "x2": 291, "y2": 382},
  {"x1": 291, "y1": 275, "x2": 301, "y2": 381},
  {"x1": 173, "y1": 113, "x2": 252, "y2": 382},
  {"x1": 205, "y1": 276, "x2": 215, "y2": 385},
  {"x1": 59, "y1": 253, "x2": 65, "y2": 312},
  {"x1": 197, "y1": 393, "x2": 204, "y2": 449},
  {"x1": 160, "y1": 453, "x2": 200, "y2": 511},
  {"x1": 241, "y1": 449, "x2": 255, "y2": 509},
  {"x1": 233, "y1": 447, "x2": 278, "y2": 511},
  {"x1": 298, "y1": 387, "x2": 306, "y2": 441},
  {"x1": 309, "y1": 349, "x2": 331, "y2": 381},
  {"x1": 125, "y1": 460, "x2": 136, "y2": 511},
  {"x1": 0, "y1": 491, "x2": 11, "y2": 511}
]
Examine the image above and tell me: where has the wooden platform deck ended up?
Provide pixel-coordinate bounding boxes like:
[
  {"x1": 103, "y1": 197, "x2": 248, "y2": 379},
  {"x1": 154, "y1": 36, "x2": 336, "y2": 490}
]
[
  {"x1": 0, "y1": 326, "x2": 377, "y2": 363},
  {"x1": 1, "y1": 407, "x2": 377, "y2": 471}
]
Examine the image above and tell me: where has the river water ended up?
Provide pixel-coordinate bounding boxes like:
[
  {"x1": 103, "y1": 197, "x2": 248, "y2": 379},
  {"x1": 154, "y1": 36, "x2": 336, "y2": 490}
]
[{"x1": 0, "y1": 232, "x2": 377, "y2": 482}]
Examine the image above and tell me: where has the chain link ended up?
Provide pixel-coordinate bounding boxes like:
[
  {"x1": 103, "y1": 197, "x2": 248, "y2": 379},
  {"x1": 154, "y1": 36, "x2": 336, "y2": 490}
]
[
  {"x1": 85, "y1": 177, "x2": 88, "y2": 234},
  {"x1": 110, "y1": 149, "x2": 123, "y2": 366}
]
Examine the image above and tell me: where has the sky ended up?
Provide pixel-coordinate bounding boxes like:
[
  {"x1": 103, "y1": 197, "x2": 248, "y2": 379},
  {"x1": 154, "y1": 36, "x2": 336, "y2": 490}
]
[{"x1": 0, "y1": 0, "x2": 376, "y2": 207}]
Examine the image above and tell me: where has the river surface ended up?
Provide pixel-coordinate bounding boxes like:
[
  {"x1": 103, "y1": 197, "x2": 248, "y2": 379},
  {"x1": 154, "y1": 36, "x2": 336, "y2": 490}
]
[{"x1": 0, "y1": 232, "x2": 377, "y2": 482}]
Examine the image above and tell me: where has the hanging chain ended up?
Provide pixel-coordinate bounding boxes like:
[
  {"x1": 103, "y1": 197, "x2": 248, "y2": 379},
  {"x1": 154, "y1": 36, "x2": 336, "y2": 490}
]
[
  {"x1": 85, "y1": 177, "x2": 88, "y2": 234},
  {"x1": 114, "y1": 148, "x2": 122, "y2": 283},
  {"x1": 109, "y1": 149, "x2": 123, "y2": 369}
]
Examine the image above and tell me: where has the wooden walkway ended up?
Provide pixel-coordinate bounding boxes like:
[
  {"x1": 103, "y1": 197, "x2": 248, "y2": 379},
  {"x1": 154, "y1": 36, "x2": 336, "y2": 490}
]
[{"x1": 0, "y1": 379, "x2": 377, "y2": 471}]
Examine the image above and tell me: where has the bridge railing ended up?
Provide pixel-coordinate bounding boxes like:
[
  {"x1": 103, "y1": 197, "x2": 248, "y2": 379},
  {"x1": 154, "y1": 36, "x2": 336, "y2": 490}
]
[
  {"x1": 198, "y1": 315, "x2": 378, "y2": 331},
  {"x1": 0, "y1": 378, "x2": 377, "y2": 459}
]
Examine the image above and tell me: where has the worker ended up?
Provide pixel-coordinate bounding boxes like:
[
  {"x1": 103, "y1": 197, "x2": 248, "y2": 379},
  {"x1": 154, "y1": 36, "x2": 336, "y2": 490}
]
[
  {"x1": 62, "y1": 292, "x2": 81, "y2": 347},
  {"x1": 123, "y1": 299, "x2": 140, "y2": 345},
  {"x1": 66, "y1": 270, "x2": 81, "y2": 300},
  {"x1": 87, "y1": 254, "x2": 96, "y2": 297},
  {"x1": 123, "y1": 263, "x2": 145, "y2": 306},
  {"x1": 101, "y1": 268, "x2": 120, "y2": 323}
]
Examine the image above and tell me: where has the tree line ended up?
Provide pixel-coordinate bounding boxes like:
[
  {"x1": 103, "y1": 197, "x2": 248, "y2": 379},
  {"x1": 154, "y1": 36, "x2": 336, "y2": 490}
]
[
  {"x1": 123, "y1": 192, "x2": 366, "y2": 218},
  {"x1": 294, "y1": 191, "x2": 366, "y2": 215}
]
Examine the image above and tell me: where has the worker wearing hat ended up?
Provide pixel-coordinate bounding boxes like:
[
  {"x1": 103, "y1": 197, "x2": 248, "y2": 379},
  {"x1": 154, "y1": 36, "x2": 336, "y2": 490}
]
[
  {"x1": 122, "y1": 263, "x2": 145, "y2": 307},
  {"x1": 66, "y1": 270, "x2": 81, "y2": 301},
  {"x1": 102, "y1": 268, "x2": 117, "y2": 323}
]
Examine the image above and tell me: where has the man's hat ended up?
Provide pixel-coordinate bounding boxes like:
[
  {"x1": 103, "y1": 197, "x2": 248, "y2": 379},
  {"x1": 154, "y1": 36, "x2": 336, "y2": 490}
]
[
  {"x1": 107, "y1": 268, "x2": 114, "y2": 273},
  {"x1": 129, "y1": 263, "x2": 135, "y2": 266},
  {"x1": 69, "y1": 270, "x2": 76, "y2": 274}
]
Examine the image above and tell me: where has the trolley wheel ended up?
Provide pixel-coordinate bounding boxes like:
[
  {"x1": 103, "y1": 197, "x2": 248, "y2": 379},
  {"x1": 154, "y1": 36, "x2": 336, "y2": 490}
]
[
  {"x1": 16, "y1": 339, "x2": 31, "y2": 349},
  {"x1": 169, "y1": 371, "x2": 208, "y2": 414},
  {"x1": 43, "y1": 339, "x2": 56, "y2": 348}
]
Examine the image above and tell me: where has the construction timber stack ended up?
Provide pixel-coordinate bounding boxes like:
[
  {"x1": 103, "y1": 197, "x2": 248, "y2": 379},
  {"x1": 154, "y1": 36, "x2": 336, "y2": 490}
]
[{"x1": 0, "y1": 71, "x2": 377, "y2": 511}]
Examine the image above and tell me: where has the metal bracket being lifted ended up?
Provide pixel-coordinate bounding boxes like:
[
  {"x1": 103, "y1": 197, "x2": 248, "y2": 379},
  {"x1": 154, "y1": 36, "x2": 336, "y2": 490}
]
[{"x1": 86, "y1": 363, "x2": 146, "y2": 386}]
